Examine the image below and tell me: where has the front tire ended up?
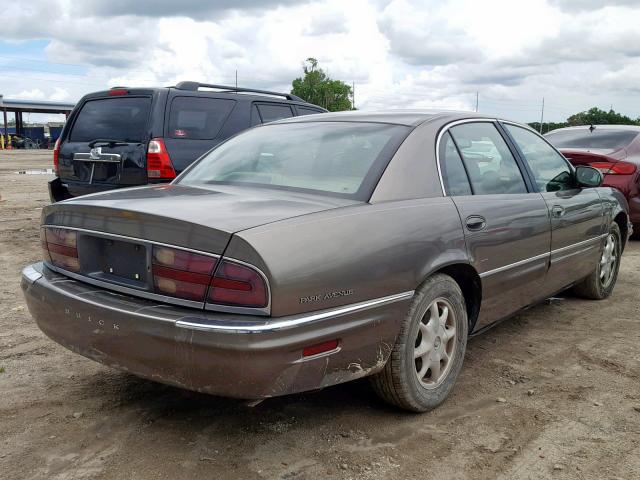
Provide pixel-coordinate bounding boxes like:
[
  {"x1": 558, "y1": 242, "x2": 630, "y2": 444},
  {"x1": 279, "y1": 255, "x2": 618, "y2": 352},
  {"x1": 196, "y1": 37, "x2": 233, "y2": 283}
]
[
  {"x1": 371, "y1": 274, "x2": 468, "y2": 412},
  {"x1": 573, "y1": 223, "x2": 622, "y2": 300}
]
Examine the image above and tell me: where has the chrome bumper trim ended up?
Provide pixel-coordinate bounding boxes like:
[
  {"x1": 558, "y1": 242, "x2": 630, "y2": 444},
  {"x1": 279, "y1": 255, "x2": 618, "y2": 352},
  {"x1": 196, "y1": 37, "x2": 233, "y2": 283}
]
[
  {"x1": 175, "y1": 290, "x2": 415, "y2": 333},
  {"x1": 22, "y1": 263, "x2": 43, "y2": 285}
]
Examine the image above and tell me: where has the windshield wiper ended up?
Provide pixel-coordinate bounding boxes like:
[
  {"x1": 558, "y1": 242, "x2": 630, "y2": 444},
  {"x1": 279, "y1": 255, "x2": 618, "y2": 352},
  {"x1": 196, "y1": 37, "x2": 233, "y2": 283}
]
[{"x1": 88, "y1": 138, "x2": 135, "y2": 148}]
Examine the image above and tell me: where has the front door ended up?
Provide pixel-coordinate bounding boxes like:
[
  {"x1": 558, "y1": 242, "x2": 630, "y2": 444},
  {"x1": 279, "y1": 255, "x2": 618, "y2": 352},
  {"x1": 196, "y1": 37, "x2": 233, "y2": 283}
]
[
  {"x1": 502, "y1": 123, "x2": 605, "y2": 294},
  {"x1": 440, "y1": 122, "x2": 551, "y2": 331}
]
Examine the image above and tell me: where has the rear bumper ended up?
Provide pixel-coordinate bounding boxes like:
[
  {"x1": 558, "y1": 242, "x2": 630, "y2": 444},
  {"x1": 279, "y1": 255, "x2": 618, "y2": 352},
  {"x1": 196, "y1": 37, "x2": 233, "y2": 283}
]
[{"x1": 21, "y1": 263, "x2": 411, "y2": 399}]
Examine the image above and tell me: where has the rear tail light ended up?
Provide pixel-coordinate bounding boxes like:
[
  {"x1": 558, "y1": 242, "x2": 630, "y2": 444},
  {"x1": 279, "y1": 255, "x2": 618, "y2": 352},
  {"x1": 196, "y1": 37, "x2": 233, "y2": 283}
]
[
  {"x1": 52, "y1": 137, "x2": 60, "y2": 174},
  {"x1": 152, "y1": 246, "x2": 217, "y2": 302},
  {"x1": 147, "y1": 138, "x2": 176, "y2": 180},
  {"x1": 152, "y1": 247, "x2": 268, "y2": 307},
  {"x1": 589, "y1": 161, "x2": 637, "y2": 175},
  {"x1": 208, "y1": 260, "x2": 268, "y2": 308},
  {"x1": 42, "y1": 227, "x2": 79, "y2": 272}
]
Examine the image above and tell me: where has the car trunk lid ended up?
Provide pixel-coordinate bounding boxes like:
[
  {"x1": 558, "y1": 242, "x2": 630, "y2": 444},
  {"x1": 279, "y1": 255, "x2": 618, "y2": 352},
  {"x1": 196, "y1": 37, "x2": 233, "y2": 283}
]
[{"x1": 42, "y1": 184, "x2": 359, "y2": 255}]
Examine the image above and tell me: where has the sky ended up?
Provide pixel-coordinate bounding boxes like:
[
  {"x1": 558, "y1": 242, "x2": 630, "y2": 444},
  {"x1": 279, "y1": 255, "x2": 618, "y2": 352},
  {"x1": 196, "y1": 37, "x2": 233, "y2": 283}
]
[{"x1": 2, "y1": 0, "x2": 640, "y2": 124}]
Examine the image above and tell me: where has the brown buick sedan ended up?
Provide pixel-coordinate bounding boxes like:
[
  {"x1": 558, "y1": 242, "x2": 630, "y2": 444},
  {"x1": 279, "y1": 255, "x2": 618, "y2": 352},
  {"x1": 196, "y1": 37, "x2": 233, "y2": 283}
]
[{"x1": 22, "y1": 111, "x2": 631, "y2": 412}]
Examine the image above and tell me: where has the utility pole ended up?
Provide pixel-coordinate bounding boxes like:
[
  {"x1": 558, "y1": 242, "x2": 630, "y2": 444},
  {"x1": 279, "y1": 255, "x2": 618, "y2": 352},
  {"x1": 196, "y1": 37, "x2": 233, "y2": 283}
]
[
  {"x1": 475, "y1": 91, "x2": 479, "y2": 112},
  {"x1": 235, "y1": 70, "x2": 238, "y2": 89},
  {"x1": 539, "y1": 97, "x2": 545, "y2": 133},
  {"x1": 352, "y1": 81, "x2": 355, "y2": 110}
]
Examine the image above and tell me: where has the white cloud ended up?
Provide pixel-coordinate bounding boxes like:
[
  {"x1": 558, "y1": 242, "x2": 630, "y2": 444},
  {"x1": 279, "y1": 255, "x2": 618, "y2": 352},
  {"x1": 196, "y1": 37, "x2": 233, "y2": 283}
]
[{"x1": 1, "y1": 0, "x2": 640, "y2": 123}]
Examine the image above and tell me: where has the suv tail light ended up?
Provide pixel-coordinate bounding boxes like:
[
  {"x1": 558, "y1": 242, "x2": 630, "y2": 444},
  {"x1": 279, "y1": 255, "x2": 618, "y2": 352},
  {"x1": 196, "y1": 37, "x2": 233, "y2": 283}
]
[
  {"x1": 53, "y1": 137, "x2": 61, "y2": 174},
  {"x1": 152, "y1": 246, "x2": 217, "y2": 302},
  {"x1": 589, "y1": 161, "x2": 637, "y2": 175},
  {"x1": 147, "y1": 138, "x2": 176, "y2": 180},
  {"x1": 42, "y1": 227, "x2": 79, "y2": 272},
  {"x1": 209, "y1": 260, "x2": 268, "y2": 308}
]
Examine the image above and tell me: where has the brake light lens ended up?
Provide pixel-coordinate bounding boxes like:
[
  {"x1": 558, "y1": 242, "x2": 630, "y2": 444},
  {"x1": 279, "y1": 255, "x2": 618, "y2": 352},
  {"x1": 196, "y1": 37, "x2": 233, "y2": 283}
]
[
  {"x1": 208, "y1": 260, "x2": 268, "y2": 308},
  {"x1": 42, "y1": 227, "x2": 79, "y2": 272},
  {"x1": 108, "y1": 88, "x2": 128, "y2": 96},
  {"x1": 53, "y1": 137, "x2": 60, "y2": 174},
  {"x1": 589, "y1": 161, "x2": 637, "y2": 175},
  {"x1": 147, "y1": 138, "x2": 176, "y2": 180},
  {"x1": 152, "y1": 246, "x2": 217, "y2": 302}
]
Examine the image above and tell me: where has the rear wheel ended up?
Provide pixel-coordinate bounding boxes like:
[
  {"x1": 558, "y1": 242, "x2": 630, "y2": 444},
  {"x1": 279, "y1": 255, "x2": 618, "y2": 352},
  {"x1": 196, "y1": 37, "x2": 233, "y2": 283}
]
[
  {"x1": 573, "y1": 223, "x2": 622, "y2": 300},
  {"x1": 370, "y1": 274, "x2": 468, "y2": 412}
]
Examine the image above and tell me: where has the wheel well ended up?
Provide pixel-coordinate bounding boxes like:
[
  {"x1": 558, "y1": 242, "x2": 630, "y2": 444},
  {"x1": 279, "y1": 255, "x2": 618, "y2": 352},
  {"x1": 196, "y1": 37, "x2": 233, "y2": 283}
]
[
  {"x1": 436, "y1": 263, "x2": 482, "y2": 331},
  {"x1": 614, "y1": 212, "x2": 628, "y2": 250}
]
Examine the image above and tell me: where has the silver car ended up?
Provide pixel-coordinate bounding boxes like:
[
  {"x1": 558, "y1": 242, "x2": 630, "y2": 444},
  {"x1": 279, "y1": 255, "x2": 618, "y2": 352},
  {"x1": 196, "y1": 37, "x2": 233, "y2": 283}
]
[{"x1": 22, "y1": 111, "x2": 631, "y2": 412}]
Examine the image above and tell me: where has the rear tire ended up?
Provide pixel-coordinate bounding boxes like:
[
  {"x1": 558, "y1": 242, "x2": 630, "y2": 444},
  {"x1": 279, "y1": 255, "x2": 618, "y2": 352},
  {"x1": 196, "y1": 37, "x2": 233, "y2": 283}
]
[
  {"x1": 631, "y1": 223, "x2": 640, "y2": 240},
  {"x1": 573, "y1": 223, "x2": 622, "y2": 300},
  {"x1": 370, "y1": 274, "x2": 468, "y2": 412}
]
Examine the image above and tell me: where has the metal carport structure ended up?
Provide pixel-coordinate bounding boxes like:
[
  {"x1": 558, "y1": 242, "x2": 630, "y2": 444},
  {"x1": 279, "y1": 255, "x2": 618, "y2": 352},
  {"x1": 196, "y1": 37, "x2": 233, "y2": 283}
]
[{"x1": 0, "y1": 95, "x2": 75, "y2": 136}]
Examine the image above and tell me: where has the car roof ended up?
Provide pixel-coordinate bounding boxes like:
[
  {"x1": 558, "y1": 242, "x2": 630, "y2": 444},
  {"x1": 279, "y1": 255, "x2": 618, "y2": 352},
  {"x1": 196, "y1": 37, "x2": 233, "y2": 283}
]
[
  {"x1": 272, "y1": 109, "x2": 493, "y2": 127},
  {"x1": 547, "y1": 125, "x2": 640, "y2": 133}
]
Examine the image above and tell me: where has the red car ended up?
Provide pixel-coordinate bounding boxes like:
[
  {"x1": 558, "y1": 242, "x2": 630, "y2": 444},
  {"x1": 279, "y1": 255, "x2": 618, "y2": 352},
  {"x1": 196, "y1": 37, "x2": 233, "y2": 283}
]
[{"x1": 545, "y1": 125, "x2": 640, "y2": 238}]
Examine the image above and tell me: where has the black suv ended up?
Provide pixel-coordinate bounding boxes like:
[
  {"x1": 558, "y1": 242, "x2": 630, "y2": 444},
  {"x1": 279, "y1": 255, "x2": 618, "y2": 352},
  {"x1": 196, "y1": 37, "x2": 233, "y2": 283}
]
[{"x1": 49, "y1": 82, "x2": 326, "y2": 201}]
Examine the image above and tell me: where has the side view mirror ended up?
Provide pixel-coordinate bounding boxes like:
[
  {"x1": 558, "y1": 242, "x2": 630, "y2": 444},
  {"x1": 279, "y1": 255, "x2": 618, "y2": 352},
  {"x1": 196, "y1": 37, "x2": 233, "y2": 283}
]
[{"x1": 575, "y1": 165, "x2": 603, "y2": 188}]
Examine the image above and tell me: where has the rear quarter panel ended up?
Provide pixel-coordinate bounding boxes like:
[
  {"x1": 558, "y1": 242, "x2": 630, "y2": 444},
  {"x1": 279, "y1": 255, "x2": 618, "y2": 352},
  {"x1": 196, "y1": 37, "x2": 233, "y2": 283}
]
[{"x1": 224, "y1": 198, "x2": 468, "y2": 317}]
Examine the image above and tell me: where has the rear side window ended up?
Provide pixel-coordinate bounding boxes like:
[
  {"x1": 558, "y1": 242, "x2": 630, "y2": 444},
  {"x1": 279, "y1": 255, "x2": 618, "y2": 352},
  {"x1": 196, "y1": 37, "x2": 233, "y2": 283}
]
[
  {"x1": 449, "y1": 122, "x2": 527, "y2": 195},
  {"x1": 297, "y1": 106, "x2": 323, "y2": 116},
  {"x1": 168, "y1": 97, "x2": 236, "y2": 140},
  {"x1": 545, "y1": 129, "x2": 638, "y2": 150},
  {"x1": 256, "y1": 104, "x2": 293, "y2": 123},
  {"x1": 439, "y1": 131, "x2": 472, "y2": 195},
  {"x1": 69, "y1": 97, "x2": 151, "y2": 143}
]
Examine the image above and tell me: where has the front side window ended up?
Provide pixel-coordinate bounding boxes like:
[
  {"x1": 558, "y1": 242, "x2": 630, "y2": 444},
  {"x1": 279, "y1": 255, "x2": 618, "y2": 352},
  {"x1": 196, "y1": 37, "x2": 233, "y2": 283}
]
[
  {"x1": 178, "y1": 122, "x2": 410, "y2": 200},
  {"x1": 449, "y1": 122, "x2": 527, "y2": 195},
  {"x1": 439, "y1": 131, "x2": 472, "y2": 196},
  {"x1": 505, "y1": 124, "x2": 574, "y2": 192},
  {"x1": 168, "y1": 97, "x2": 236, "y2": 140}
]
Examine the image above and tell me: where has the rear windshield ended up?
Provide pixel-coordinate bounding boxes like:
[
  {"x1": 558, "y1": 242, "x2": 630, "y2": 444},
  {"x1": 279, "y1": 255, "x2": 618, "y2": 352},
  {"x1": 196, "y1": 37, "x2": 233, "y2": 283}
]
[
  {"x1": 168, "y1": 96, "x2": 236, "y2": 140},
  {"x1": 69, "y1": 97, "x2": 151, "y2": 143},
  {"x1": 177, "y1": 121, "x2": 410, "y2": 200},
  {"x1": 545, "y1": 129, "x2": 638, "y2": 150}
]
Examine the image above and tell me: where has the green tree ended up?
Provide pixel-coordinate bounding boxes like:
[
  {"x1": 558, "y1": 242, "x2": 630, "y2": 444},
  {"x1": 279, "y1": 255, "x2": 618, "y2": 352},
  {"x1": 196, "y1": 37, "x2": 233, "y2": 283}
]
[
  {"x1": 566, "y1": 107, "x2": 637, "y2": 126},
  {"x1": 291, "y1": 58, "x2": 353, "y2": 111}
]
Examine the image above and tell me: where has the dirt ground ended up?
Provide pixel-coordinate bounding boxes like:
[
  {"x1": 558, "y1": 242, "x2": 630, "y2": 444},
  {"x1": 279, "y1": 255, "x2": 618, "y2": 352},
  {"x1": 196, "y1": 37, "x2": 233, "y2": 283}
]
[{"x1": 1, "y1": 150, "x2": 639, "y2": 480}]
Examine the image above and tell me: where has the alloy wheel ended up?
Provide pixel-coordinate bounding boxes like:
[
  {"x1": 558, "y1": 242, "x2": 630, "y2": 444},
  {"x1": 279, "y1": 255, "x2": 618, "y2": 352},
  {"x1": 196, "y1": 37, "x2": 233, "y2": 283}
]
[{"x1": 413, "y1": 298, "x2": 457, "y2": 389}]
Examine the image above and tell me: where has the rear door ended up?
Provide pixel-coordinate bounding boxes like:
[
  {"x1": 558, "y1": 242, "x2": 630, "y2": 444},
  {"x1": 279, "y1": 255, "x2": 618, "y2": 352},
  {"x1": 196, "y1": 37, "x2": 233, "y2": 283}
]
[
  {"x1": 502, "y1": 123, "x2": 605, "y2": 292},
  {"x1": 163, "y1": 94, "x2": 237, "y2": 173},
  {"x1": 441, "y1": 121, "x2": 551, "y2": 330},
  {"x1": 58, "y1": 95, "x2": 152, "y2": 194}
]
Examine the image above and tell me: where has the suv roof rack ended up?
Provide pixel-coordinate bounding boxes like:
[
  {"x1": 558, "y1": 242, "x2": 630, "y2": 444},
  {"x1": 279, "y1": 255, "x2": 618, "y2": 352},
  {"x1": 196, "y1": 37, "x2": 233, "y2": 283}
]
[{"x1": 174, "y1": 81, "x2": 305, "y2": 102}]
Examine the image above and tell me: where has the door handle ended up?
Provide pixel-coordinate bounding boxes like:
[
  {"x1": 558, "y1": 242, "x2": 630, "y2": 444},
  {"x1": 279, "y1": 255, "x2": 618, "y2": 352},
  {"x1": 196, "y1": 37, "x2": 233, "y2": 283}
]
[
  {"x1": 465, "y1": 215, "x2": 487, "y2": 231},
  {"x1": 551, "y1": 205, "x2": 565, "y2": 218}
]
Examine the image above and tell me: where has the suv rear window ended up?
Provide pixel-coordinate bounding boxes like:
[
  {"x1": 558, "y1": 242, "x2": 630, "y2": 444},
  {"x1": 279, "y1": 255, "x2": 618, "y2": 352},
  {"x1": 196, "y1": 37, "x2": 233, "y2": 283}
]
[
  {"x1": 69, "y1": 97, "x2": 151, "y2": 143},
  {"x1": 545, "y1": 129, "x2": 639, "y2": 150},
  {"x1": 168, "y1": 97, "x2": 236, "y2": 140}
]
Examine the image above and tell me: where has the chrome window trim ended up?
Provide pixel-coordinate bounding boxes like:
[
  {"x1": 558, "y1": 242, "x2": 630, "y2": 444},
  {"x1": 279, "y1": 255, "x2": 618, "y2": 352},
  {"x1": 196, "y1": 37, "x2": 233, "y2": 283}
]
[
  {"x1": 176, "y1": 290, "x2": 415, "y2": 333},
  {"x1": 41, "y1": 225, "x2": 271, "y2": 316},
  {"x1": 434, "y1": 118, "x2": 498, "y2": 196},
  {"x1": 479, "y1": 234, "x2": 607, "y2": 278}
]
